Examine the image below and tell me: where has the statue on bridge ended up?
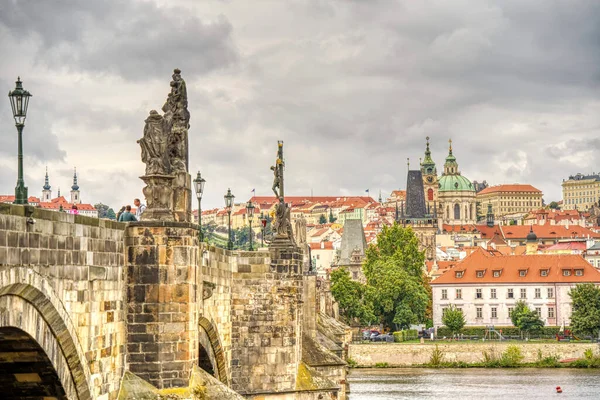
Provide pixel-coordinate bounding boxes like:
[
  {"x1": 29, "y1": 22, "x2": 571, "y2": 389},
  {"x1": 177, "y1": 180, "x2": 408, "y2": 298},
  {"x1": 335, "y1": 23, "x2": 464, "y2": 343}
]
[
  {"x1": 270, "y1": 142, "x2": 295, "y2": 246},
  {"x1": 137, "y1": 68, "x2": 192, "y2": 222}
]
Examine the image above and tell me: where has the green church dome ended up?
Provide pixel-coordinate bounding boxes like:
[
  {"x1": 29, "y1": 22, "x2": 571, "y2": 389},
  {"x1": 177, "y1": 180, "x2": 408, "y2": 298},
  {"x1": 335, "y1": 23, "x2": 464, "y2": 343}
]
[{"x1": 438, "y1": 174, "x2": 474, "y2": 192}]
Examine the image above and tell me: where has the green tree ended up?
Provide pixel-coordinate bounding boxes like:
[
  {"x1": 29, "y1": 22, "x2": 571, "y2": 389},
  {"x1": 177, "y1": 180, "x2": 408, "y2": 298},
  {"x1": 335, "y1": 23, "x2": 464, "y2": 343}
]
[
  {"x1": 329, "y1": 208, "x2": 337, "y2": 223},
  {"x1": 330, "y1": 268, "x2": 375, "y2": 325},
  {"x1": 319, "y1": 214, "x2": 327, "y2": 224},
  {"x1": 570, "y1": 283, "x2": 600, "y2": 338},
  {"x1": 442, "y1": 305, "x2": 465, "y2": 336},
  {"x1": 363, "y1": 224, "x2": 429, "y2": 330},
  {"x1": 106, "y1": 208, "x2": 116, "y2": 220},
  {"x1": 548, "y1": 201, "x2": 559, "y2": 210},
  {"x1": 511, "y1": 300, "x2": 543, "y2": 336}
]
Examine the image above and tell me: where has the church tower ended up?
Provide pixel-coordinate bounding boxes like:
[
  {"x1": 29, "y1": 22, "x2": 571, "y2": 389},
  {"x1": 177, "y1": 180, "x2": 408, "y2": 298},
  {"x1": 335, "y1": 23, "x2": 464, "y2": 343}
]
[
  {"x1": 421, "y1": 136, "x2": 438, "y2": 205},
  {"x1": 70, "y1": 168, "x2": 81, "y2": 204},
  {"x1": 42, "y1": 167, "x2": 52, "y2": 202}
]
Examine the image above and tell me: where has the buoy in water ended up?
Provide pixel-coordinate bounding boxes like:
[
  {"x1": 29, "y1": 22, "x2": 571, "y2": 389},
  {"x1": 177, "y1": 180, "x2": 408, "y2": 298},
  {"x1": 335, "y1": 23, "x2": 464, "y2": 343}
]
[{"x1": 556, "y1": 386, "x2": 562, "y2": 393}]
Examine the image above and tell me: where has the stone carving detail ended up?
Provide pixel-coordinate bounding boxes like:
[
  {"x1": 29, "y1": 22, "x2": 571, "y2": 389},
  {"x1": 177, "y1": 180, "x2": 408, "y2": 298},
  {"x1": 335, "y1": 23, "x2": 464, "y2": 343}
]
[{"x1": 137, "y1": 69, "x2": 191, "y2": 221}]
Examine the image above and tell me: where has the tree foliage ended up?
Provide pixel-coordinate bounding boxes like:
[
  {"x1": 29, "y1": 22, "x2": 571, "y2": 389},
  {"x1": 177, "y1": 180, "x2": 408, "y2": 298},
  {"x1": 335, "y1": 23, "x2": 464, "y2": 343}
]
[
  {"x1": 329, "y1": 208, "x2": 337, "y2": 223},
  {"x1": 511, "y1": 300, "x2": 544, "y2": 335},
  {"x1": 319, "y1": 214, "x2": 327, "y2": 224},
  {"x1": 442, "y1": 305, "x2": 465, "y2": 335},
  {"x1": 330, "y1": 224, "x2": 429, "y2": 330},
  {"x1": 569, "y1": 283, "x2": 600, "y2": 338},
  {"x1": 106, "y1": 208, "x2": 116, "y2": 220},
  {"x1": 548, "y1": 201, "x2": 559, "y2": 210},
  {"x1": 330, "y1": 268, "x2": 375, "y2": 325}
]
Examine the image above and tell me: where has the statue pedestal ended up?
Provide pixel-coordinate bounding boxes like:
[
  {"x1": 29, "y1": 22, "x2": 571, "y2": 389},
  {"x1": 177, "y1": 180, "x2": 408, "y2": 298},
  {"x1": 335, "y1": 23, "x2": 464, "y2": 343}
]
[
  {"x1": 140, "y1": 175, "x2": 175, "y2": 222},
  {"x1": 172, "y1": 171, "x2": 191, "y2": 223}
]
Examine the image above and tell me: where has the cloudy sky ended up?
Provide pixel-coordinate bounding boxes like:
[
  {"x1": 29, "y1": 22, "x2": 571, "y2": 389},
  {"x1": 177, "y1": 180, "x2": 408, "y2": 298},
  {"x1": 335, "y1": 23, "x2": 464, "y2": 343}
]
[{"x1": 1, "y1": 0, "x2": 599, "y2": 210}]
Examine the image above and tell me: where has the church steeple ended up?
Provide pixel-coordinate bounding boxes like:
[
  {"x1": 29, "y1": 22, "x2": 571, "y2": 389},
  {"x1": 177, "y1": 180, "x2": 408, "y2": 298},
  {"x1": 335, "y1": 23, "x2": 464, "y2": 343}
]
[
  {"x1": 42, "y1": 166, "x2": 52, "y2": 201},
  {"x1": 443, "y1": 138, "x2": 459, "y2": 176},
  {"x1": 420, "y1": 136, "x2": 437, "y2": 175},
  {"x1": 70, "y1": 168, "x2": 81, "y2": 204}
]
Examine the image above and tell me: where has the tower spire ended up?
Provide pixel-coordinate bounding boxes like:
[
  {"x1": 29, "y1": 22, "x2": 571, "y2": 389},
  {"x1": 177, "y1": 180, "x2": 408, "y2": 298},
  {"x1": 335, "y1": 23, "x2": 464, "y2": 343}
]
[
  {"x1": 421, "y1": 136, "x2": 437, "y2": 175},
  {"x1": 449, "y1": 138, "x2": 453, "y2": 155},
  {"x1": 43, "y1": 166, "x2": 51, "y2": 190},
  {"x1": 71, "y1": 167, "x2": 79, "y2": 191}
]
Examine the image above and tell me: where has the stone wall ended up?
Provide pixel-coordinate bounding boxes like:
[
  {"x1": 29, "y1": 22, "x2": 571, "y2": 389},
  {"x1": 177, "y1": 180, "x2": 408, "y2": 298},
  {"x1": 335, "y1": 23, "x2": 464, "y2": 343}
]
[
  {"x1": 124, "y1": 222, "x2": 199, "y2": 389},
  {"x1": 349, "y1": 342, "x2": 598, "y2": 366},
  {"x1": 0, "y1": 204, "x2": 126, "y2": 400}
]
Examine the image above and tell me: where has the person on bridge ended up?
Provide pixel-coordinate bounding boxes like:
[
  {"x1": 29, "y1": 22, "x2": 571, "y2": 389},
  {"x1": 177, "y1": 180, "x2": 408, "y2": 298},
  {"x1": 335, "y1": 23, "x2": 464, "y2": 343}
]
[
  {"x1": 118, "y1": 205, "x2": 137, "y2": 222},
  {"x1": 134, "y1": 198, "x2": 146, "y2": 220}
]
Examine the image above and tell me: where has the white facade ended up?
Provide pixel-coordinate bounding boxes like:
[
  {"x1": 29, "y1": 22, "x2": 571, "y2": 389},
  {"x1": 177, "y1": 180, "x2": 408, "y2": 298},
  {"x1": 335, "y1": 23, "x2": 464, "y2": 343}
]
[{"x1": 433, "y1": 283, "x2": 580, "y2": 328}]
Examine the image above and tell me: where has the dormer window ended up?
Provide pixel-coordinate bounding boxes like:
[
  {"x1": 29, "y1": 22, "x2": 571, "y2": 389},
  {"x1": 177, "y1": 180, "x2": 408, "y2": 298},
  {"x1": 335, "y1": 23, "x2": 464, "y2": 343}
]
[
  {"x1": 476, "y1": 270, "x2": 485, "y2": 278},
  {"x1": 492, "y1": 270, "x2": 502, "y2": 278},
  {"x1": 540, "y1": 269, "x2": 549, "y2": 277},
  {"x1": 455, "y1": 271, "x2": 464, "y2": 278},
  {"x1": 563, "y1": 269, "x2": 571, "y2": 276},
  {"x1": 519, "y1": 269, "x2": 527, "y2": 277},
  {"x1": 575, "y1": 269, "x2": 584, "y2": 276}
]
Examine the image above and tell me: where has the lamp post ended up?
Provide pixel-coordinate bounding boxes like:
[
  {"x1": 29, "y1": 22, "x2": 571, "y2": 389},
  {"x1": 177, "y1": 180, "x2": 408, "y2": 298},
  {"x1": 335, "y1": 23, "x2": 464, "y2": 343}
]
[
  {"x1": 8, "y1": 77, "x2": 32, "y2": 205},
  {"x1": 260, "y1": 212, "x2": 267, "y2": 248},
  {"x1": 246, "y1": 200, "x2": 255, "y2": 251},
  {"x1": 224, "y1": 188, "x2": 235, "y2": 250},
  {"x1": 193, "y1": 171, "x2": 206, "y2": 242}
]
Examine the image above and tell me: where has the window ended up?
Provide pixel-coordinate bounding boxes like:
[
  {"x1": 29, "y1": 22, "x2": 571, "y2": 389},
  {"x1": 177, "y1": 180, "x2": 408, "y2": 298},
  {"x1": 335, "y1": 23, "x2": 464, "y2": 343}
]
[
  {"x1": 490, "y1": 288, "x2": 497, "y2": 299},
  {"x1": 548, "y1": 307, "x2": 555, "y2": 319},
  {"x1": 442, "y1": 307, "x2": 448, "y2": 317},
  {"x1": 535, "y1": 288, "x2": 541, "y2": 299},
  {"x1": 476, "y1": 289, "x2": 482, "y2": 299},
  {"x1": 455, "y1": 271, "x2": 463, "y2": 278},
  {"x1": 456, "y1": 289, "x2": 462, "y2": 300},
  {"x1": 476, "y1": 307, "x2": 482, "y2": 319},
  {"x1": 519, "y1": 270, "x2": 527, "y2": 277},
  {"x1": 535, "y1": 307, "x2": 541, "y2": 317},
  {"x1": 441, "y1": 289, "x2": 448, "y2": 300},
  {"x1": 476, "y1": 271, "x2": 484, "y2": 278},
  {"x1": 491, "y1": 307, "x2": 497, "y2": 319},
  {"x1": 493, "y1": 270, "x2": 501, "y2": 277},
  {"x1": 540, "y1": 270, "x2": 548, "y2": 277},
  {"x1": 563, "y1": 269, "x2": 571, "y2": 276},
  {"x1": 575, "y1": 269, "x2": 583, "y2": 276},
  {"x1": 507, "y1": 288, "x2": 514, "y2": 299},
  {"x1": 548, "y1": 288, "x2": 554, "y2": 298},
  {"x1": 520, "y1": 288, "x2": 527, "y2": 299},
  {"x1": 508, "y1": 307, "x2": 514, "y2": 317}
]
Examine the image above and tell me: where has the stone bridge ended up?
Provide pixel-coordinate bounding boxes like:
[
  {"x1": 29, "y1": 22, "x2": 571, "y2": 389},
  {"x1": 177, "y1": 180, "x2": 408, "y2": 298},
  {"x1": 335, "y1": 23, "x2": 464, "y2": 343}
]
[{"x1": 0, "y1": 203, "x2": 349, "y2": 400}]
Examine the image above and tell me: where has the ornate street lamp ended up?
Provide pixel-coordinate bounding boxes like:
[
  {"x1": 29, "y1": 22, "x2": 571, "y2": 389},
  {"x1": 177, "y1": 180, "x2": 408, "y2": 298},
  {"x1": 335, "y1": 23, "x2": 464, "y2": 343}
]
[
  {"x1": 8, "y1": 77, "x2": 32, "y2": 205},
  {"x1": 193, "y1": 171, "x2": 206, "y2": 242},
  {"x1": 246, "y1": 200, "x2": 255, "y2": 251},
  {"x1": 260, "y1": 212, "x2": 267, "y2": 248},
  {"x1": 224, "y1": 188, "x2": 235, "y2": 250}
]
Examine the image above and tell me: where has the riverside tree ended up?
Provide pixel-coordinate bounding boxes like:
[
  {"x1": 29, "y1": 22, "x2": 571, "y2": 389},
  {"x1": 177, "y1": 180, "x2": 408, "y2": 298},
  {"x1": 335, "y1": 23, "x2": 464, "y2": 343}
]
[
  {"x1": 330, "y1": 223, "x2": 429, "y2": 330},
  {"x1": 442, "y1": 305, "x2": 465, "y2": 336},
  {"x1": 569, "y1": 283, "x2": 600, "y2": 338},
  {"x1": 330, "y1": 267, "x2": 375, "y2": 325},
  {"x1": 511, "y1": 300, "x2": 543, "y2": 337}
]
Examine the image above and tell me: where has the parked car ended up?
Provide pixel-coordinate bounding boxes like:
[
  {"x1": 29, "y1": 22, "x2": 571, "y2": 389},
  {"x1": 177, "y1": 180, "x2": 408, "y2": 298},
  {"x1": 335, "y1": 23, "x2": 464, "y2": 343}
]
[
  {"x1": 369, "y1": 331, "x2": 381, "y2": 341},
  {"x1": 373, "y1": 333, "x2": 394, "y2": 342},
  {"x1": 362, "y1": 329, "x2": 380, "y2": 340}
]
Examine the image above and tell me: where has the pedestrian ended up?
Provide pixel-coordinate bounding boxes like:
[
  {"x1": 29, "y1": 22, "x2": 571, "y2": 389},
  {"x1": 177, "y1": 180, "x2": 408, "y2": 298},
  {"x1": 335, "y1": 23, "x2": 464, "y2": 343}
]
[
  {"x1": 70, "y1": 204, "x2": 79, "y2": 215},
  {"x1": 134, "y1": 198, "x2": 146, "y2": 220},
  {"x1": 116, "y1": 206, "x2": 126, "y2": 221},
  {"x1": 118, "y1": 205, "x2": 137, "y2": 222}
]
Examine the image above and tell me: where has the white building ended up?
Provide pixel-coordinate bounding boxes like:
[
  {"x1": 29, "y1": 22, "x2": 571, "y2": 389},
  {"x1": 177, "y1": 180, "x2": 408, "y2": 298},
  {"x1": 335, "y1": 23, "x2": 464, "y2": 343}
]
[{"x1": 431, "y1": 248, "x2": 600, "y2": 328}]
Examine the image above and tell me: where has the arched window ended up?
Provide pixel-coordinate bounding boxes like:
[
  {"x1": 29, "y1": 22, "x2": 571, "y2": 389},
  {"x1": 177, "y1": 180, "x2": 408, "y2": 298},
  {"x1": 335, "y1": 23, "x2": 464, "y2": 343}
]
[
  {"x1": 454, "y1": 204, "x2": 460, "y2": 220},
  {"x1": 428, "y1": 188, "x2": 434, "y2": 201}
]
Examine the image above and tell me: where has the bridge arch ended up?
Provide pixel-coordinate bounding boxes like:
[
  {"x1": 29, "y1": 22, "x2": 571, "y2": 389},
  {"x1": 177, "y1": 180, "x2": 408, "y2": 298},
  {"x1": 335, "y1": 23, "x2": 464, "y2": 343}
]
[
  {"x1": 0, "y1": 268, "x2": 92, "y2": 400},
  {"x1": 198, "y1": 316, "x2": 228, "y2": 385}
]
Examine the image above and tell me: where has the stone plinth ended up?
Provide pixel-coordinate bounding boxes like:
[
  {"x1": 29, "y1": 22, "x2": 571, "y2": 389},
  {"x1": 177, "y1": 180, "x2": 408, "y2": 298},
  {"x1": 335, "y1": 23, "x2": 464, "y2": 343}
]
[
  {"x1": 172, "y1": 172, "x2": 192, "y2": 223},
  {"x1": 125, "y1": 222, "x2": 199, "y2": 389},
  {"x1": 140, "y1": 175, "x2": 175, "y2": 222}
]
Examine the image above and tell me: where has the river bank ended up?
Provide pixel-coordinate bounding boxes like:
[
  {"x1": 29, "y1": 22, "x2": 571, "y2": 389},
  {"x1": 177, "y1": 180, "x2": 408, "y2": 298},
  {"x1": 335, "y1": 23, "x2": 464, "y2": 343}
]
[
  {"x1": 348, "y1": 368, "x2": 600, "y2": 399},
  {"x1": 348, "y1": 342, "x2": 598, "y2": 367}
]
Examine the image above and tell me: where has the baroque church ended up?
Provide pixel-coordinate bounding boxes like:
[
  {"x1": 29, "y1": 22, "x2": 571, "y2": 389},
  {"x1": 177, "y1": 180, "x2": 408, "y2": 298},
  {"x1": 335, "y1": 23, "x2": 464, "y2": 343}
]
[{"x1": 420, "y1": 137, "x2": 477, "y2": 226}]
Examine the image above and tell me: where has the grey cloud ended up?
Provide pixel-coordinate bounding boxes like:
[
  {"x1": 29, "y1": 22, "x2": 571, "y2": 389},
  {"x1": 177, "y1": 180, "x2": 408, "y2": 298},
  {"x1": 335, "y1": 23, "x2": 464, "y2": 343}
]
[{"x1": 0, "y1": 0, "x2": 238, "y2": 80}]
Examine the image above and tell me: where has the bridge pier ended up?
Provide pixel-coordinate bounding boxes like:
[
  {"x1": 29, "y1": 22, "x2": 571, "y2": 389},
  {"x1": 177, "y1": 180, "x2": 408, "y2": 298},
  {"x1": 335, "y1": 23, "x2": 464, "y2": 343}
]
[{"x1": 125, "y1": 222, "x2": 199, "y2": 389}]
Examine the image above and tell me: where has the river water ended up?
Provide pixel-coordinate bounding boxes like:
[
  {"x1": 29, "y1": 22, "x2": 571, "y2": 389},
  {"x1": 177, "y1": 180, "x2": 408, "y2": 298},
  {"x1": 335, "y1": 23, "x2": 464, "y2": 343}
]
[{"x1": 348, "y1": 368, "x2": 600, "y2": 399}]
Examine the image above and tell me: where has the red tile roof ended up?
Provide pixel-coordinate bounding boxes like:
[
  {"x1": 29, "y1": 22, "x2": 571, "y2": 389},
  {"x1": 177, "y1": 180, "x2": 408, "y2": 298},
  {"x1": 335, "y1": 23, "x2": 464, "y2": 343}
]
[
  {"x1": 544, "y1": 242, "x2": 586, "y2": 251},
  {"x1": 502, "y1": 224, "x2": 600, "y2": 240},
  {"x1": 477, "y1": 184, "x2": 542, "y2": 195},
  {"x1": 0, "y1": 195, "x2": 41, "y2": 203},
  {"x1": 432, "y1": 249, "x2": 600, "y2": 285},
  {"x1": 309, "y1": 242, "x2": 334, "y2": 250}
]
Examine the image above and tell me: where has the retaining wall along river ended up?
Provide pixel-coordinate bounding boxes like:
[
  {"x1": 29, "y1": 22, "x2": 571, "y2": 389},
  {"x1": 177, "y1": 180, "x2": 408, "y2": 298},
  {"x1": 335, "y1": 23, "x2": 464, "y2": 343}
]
[{"x1": 348, "y1": 342, "x2": 597, "y2": 366}]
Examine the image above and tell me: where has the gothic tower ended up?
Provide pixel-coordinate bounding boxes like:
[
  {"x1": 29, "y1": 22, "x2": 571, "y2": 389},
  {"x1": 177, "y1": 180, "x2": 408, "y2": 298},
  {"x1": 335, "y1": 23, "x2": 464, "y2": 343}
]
[
  {"x1": 70, "y1": 168, "x2": 81, "y2": 204},
  {"x1": 42, "y1": 167, "x2": 52, "y2": 202},
  {"x1": 420, "y1": 136, "x2": 438, "y2": 207}
]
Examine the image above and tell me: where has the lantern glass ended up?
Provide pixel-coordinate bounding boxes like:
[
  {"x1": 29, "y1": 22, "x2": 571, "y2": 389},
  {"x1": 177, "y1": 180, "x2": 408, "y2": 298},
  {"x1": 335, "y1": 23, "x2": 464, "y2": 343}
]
[
  {"x1": 8, "y1": 77, "x2": 32, "y2": 125},
  {"x1": 224, "y1": 189, "x2": 234, "y2": 209},
  {"x1": 246, "y1": 201, "x2": 255, "y2": 221},
  {"x1": 193, "y1": 171, "x2": 206, "y2": 198}
]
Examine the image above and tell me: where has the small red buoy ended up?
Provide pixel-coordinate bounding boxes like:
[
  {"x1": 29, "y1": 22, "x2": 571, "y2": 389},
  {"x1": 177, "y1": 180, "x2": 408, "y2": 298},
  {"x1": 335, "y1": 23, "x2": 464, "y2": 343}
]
[{"x1": 556, "y1": 386, "x2": 562, "y2": 393}]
